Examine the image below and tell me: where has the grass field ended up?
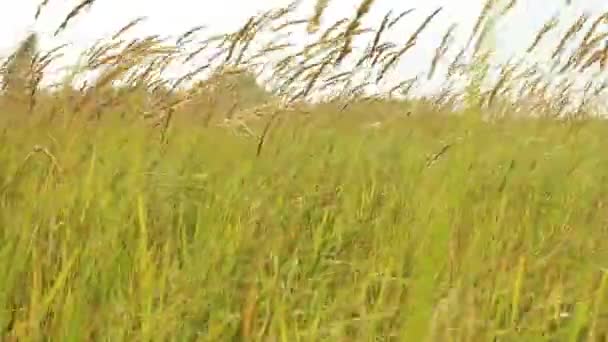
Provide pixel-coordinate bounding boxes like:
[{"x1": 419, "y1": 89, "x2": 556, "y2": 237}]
[
  {"x1": 2, "y1": 0, "x2": 608, "y2": 340},
  {"x1": 1, "y1": 111, "x2": 607, "y2": 340}
]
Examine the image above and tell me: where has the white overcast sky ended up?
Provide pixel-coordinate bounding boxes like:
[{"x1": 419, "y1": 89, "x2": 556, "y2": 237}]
[{"x1": 1, "y1": 0, "x2": 607, "y2": 92}]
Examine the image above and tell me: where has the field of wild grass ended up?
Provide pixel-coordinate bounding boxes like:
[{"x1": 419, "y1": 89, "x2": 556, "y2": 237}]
[
  {"x1": 2, "y1": 111, "x2": 608, "y2": 340},
  {"x1": 2, "y1": 0, "x2": 608, "y2": 340}
]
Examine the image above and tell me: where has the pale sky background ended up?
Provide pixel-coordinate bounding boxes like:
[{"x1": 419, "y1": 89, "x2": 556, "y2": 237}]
[{"x1": 1, "y1": 0, "x2": 607, "y2": 95}]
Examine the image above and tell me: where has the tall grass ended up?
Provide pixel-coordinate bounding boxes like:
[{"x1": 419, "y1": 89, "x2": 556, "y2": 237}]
[{"x1": 1, "y1": 0, "x2": 608, "y2": 340}]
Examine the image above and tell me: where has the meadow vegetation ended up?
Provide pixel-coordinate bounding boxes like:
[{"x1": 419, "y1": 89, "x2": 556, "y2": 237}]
[{"x1": 1, "y1": 0, "x2": 608, "y2": 340}]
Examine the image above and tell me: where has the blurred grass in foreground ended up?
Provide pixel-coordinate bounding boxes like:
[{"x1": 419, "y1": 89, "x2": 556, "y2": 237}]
[{"x1": 1, "y1": 108, "x2": 608, "y2": 340}]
